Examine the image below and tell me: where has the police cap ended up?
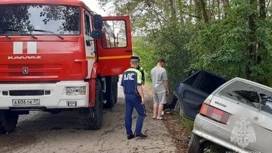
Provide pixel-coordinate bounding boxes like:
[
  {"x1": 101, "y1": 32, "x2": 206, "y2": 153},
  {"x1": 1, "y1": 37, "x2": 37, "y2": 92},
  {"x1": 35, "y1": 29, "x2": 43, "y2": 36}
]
[{"x1": 131, "y1": 56, "x2": 140, "y2": 62}]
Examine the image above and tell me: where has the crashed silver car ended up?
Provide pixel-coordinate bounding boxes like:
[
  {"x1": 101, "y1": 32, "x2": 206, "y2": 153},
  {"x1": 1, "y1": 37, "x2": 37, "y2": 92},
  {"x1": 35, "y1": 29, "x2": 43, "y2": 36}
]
[{"x1": 188, "y1": 77, "x2": 272, "y2": 153}]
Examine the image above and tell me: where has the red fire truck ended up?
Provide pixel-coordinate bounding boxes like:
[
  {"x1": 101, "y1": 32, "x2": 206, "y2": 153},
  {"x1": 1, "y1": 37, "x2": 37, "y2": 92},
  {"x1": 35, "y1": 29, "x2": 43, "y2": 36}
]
[{"x1": 0, "y1": 0, "x2": 132, "y2": 133}]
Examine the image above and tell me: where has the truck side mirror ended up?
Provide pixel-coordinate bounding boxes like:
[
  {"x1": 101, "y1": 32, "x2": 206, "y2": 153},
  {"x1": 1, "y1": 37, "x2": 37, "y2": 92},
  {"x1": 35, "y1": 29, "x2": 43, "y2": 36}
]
[
  {"x1": 93, "y1": 14, "x2": 103, "y2": 30},
  {"x1": 91, "y1": 30, "x2": 104, "y2": 39}
]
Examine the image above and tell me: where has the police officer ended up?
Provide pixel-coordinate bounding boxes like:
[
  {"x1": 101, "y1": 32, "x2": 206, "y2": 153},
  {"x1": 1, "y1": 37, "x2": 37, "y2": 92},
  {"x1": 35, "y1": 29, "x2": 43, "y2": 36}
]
[{"x1": 121, "y1": 56, "x2": 147, "y2": 140}]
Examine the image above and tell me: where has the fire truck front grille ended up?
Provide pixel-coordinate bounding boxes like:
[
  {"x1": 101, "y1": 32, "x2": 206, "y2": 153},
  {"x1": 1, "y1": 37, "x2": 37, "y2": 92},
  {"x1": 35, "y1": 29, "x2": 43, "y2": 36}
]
[
  {"x1": 0, "y1": 64, "x2": 62, "y2": 77},
  {"x1": 9, "y1": 90, "x2": 45, "y2": 96}
]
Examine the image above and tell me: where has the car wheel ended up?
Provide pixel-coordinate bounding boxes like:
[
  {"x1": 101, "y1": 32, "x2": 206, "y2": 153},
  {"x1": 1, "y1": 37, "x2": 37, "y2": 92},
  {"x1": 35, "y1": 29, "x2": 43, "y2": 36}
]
[
  {"x1": 188, "y1": 134, "x2": 202, "y2": 153},
  {"x1": 188, "y1": 134, "x2": 211, "y2": 153}
]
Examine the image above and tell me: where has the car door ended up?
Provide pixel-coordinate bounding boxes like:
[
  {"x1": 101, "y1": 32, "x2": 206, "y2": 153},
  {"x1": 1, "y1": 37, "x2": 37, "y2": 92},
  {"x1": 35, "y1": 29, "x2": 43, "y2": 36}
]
[
  {"x1": 175, "y1": 70, "x2": 226, "y2": 120},
  {"x1": 96, "y1": 16, "x2": 132, "y2": 77}
]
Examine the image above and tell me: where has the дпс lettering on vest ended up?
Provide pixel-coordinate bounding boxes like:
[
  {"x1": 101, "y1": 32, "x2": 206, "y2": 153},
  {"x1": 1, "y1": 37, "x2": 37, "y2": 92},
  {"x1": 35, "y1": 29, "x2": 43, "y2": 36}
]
[{"x1": 124, "y1": 73, "x2": 134, "y2": 80}]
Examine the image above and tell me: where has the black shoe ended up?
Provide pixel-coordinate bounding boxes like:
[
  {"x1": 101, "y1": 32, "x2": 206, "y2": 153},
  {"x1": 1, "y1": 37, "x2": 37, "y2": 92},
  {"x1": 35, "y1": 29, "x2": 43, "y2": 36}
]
[
  {"x1": 127, "y1": 134, "x2": 135, "y2": 140},
  {"x1": 135, "y1": 133, "x2": 147, "y2": 138}
]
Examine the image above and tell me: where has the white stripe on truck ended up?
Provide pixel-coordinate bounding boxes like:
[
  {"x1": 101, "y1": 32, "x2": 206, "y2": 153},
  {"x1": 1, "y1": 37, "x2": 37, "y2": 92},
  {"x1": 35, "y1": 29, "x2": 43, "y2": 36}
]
[
  {"x1": 27, "y1": 42, "x2": 37, "y2": 54},
  {"x1": 13, "y1": 42, "x2": 23, "y2": 54}
]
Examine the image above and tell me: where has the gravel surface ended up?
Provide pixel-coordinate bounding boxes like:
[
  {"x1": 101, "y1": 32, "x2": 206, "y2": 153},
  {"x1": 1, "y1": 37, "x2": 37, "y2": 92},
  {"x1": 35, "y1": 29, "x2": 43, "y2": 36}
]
[{"x1": 0, "y1": 84, "x2": 177, "y2": 153}]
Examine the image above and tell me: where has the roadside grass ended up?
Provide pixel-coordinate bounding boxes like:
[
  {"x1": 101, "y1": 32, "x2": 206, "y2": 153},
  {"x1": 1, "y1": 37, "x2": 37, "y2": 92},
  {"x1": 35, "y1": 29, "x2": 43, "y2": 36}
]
[{"x1": 175, "y1": 113, "x2": 194, "y2": 131}]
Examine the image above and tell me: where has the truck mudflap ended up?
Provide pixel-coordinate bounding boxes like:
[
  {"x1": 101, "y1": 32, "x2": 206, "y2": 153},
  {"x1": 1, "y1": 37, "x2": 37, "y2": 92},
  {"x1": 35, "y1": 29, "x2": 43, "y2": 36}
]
[{"x1": 0, "y1": 81, "x2": 89, "y2": 109}]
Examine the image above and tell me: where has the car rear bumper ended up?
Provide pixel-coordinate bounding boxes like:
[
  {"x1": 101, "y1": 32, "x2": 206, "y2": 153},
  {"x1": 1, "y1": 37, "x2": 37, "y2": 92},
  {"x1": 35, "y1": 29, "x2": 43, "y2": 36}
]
[
  {"x1": 193, "y1": 114, "x2": 256, "y2": 153},
  {"x1": 0, "y1": 81, "x2": 89, "y2": 109}
]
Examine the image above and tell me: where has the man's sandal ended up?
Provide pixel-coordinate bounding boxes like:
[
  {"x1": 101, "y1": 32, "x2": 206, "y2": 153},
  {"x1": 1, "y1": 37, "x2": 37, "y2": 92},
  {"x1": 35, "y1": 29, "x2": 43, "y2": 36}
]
[{"x1": 156, "y1": 117, "x2": 166, "y2": 120}]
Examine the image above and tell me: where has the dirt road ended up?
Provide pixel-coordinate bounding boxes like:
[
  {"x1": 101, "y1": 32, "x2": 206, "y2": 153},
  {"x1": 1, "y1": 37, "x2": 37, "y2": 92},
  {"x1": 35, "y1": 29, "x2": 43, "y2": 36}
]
[{"x1": 0, "y1": 84, "x2": 177, "y2": 153}]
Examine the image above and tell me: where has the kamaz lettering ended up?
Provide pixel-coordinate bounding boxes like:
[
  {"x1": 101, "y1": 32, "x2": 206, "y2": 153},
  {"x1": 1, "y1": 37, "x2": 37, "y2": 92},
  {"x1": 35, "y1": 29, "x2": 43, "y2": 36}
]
[{"x1": 8, "y1": 56, "x2": 41, "y2": 60}]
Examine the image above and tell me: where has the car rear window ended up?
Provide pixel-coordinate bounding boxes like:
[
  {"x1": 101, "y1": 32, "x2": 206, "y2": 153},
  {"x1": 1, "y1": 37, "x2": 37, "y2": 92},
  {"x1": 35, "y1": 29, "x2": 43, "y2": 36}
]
[{"x1": 219, "y1": 80, "x2": 272, "y2": 114}]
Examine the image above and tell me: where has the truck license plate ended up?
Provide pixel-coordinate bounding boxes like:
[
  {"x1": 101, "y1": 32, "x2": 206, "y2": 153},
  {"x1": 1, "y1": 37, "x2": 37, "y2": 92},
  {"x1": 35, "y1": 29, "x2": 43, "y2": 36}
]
[{"x1": 12, "y1": 99, "x2": 40, "y2": 106}]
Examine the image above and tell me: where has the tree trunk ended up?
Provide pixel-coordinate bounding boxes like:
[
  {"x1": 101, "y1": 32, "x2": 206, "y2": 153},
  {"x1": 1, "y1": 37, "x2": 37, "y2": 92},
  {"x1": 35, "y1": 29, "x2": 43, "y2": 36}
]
[
  {"x1": 258, "y1": 0, "x2": 266, "y2": 60},
  {"x1": 257, "y1": 0, "x2": 267, "y2": 84},
  {"x1": 169, "y1": 0, "x2": 177, "y2": 22},
  {"x1": 221, "y1": 0, "x2": 229, "y2": 18},
  {"x1": 199, "y1": 0, "x2": 210, "y2": 22},
  {"x1": 246, "y1": 0, "x2": 257, "y2": 80},
  {"x1": 216, "y1": 0, "x2": 221, "y2": 19},
  {"x1": 195, "y1": 0, "x2": 202, "y2": 22}
]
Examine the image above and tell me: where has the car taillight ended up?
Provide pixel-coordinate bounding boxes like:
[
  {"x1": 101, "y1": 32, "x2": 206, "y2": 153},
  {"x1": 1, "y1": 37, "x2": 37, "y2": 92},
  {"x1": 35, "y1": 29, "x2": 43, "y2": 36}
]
[{"x1": 200, "y1": 103, "x2": 230, "y2": 124}]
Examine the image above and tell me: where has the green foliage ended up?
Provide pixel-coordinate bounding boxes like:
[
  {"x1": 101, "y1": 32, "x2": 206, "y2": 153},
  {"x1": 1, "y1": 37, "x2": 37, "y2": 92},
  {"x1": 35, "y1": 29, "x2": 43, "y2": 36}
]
[
  {"x1": 133, "y1": 36, "x2": 157, "y2": 82},
  {"x1": 189, "y1": 0, "x2": 272, "y2": 85},
  {"x1": 133, "y1": 24, "x2": 193, "y2": 90},
  {"x1": 189, "y1": 18, "x2": 249, "y2": 79},
  {"x1": 98, "y1": 0, "x2": 272, "y2": 87},
  {"x1": 176, "y1": 114, "x2": 194, "y2": 131}
]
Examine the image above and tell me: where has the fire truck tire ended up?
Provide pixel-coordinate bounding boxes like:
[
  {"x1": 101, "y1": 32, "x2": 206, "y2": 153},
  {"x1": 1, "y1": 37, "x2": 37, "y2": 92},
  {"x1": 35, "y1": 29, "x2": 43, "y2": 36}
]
[
  {"x1": 0, "y1": 111, "x2": 18, "y2": 134},
  {"x1": 81, "y1": 79, "x2": 103, "y2": 130}
]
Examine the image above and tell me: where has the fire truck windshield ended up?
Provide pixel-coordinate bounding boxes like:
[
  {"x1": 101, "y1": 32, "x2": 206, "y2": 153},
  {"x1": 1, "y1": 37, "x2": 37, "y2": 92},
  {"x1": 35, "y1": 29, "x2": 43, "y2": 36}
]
[{"x1": 0, "y1": 4, "x2": 80, "y2": 35}]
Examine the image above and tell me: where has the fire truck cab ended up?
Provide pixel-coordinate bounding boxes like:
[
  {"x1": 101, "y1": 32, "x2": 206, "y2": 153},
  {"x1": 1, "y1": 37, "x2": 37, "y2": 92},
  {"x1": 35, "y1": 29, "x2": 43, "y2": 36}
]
[{"x1": 0, "y1": 0, "x2": 132, "y2": 133}]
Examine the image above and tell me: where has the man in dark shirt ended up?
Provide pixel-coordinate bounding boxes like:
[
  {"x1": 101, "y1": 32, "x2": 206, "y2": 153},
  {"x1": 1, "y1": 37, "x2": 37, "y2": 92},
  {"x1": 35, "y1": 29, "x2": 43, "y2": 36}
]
[{"x1": 121, "y1": 56, "x2": 147, "y2": 140}]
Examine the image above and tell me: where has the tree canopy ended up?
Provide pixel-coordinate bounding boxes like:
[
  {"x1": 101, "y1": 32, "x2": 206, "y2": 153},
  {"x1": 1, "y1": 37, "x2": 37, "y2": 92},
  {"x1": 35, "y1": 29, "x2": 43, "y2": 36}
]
[{"x1": 98, "y1": 0, "x2": 272, "y2": 88}]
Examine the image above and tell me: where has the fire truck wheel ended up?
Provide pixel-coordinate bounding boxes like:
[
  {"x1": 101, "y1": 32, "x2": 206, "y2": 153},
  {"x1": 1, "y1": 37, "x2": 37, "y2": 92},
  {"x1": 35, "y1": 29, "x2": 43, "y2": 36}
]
[
  {"x1": 0, "y1": 111, "x2": 18, "y2": 134},
  {"x1": 81, "y1": 79, "x2": 103, "y2": 130}
]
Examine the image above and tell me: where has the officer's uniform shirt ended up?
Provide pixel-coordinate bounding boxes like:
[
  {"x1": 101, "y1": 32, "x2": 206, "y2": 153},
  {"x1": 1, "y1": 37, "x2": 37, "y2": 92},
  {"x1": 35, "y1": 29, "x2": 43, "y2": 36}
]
[{"x1": 121, "y1": 68, "x2": 142, "y2": 95}]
